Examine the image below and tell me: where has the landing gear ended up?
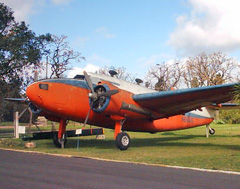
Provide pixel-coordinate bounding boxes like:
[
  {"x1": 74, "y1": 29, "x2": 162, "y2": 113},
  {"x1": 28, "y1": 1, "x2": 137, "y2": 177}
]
[
  {"x1": 115, "y1": 132, "x2": 130, "y2": 150},
  {"x1": 112, "y1": 116, "x2": 130, "y2": 150},
  {"x1": 53, "y1": 132, "x2": 67, "y2": 148},
  {"x1": 206, "y1": 124, "x2": 215, "y2": 138},
  {"x1": 53, "y1": 119, "x2": 67, "y2": 148},
  {"x1": 209, "y1": 128, "x2": 215, "y2": 135}
]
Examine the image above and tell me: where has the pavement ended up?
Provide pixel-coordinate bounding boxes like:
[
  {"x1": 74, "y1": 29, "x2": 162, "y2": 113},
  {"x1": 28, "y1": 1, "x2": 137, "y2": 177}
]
[{"x1": 0, "y1": 149, "x2": 239, "y2": 189}]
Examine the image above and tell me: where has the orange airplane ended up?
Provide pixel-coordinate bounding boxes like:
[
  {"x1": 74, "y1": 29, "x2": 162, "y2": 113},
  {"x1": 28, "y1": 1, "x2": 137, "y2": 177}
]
[{"x1": 6, "y1": 71, "x2": 239, "y2": 150}]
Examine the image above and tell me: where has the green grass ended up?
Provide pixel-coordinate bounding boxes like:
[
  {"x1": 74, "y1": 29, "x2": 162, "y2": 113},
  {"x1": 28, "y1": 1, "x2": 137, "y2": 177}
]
[
  {"x1": 0, "y1": 122, "x2": 17, "y2": 126},
  {"x1": 0, "y1": 123, "x2": 240, "y2": 172}
]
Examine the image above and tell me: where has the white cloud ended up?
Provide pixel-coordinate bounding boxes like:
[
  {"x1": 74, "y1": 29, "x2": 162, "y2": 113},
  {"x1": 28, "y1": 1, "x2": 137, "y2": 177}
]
[
  {"x1": 137, "y1": 53, "x2": 175, "y2": 67},
  {"x1": 1, "y1": 0, "x2": 72, "y2": 22},
  {"x1": 168, "y1": 0, "x2": 240, "y2": 56},
  {"x1": 72, "y1": 36, "x2": 89, "y2": 48},
  {"x1": 51, "y1": 0, "x2": 72, "y2": 5},
  {"x1": 67, "y1": 54, "x2": 111, "y2": 78},
  {"x1": 1, "y1": 0, "x2": 43, "y2": 22},
  {"x1": 87, "y1": 54, "x2": 112, "y2": 65},
  {"x1": 67, "y1": 63, "x2": 100, "y2": 78},
  {"x1": 95, "y1": 26, "x2": 116, "y2": 39},
  {"x1": 137, "y1": 55, "x2": 163, "y2": 67},
  {"x1": 105, "y1": 33, "x2": 116, "y2": 39}
]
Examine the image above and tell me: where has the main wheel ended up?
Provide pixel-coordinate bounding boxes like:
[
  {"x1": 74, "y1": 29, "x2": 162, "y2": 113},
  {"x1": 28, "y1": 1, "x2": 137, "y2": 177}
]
[
  {"x1": 53, "y1": 132, "x2": 67, "y2": 148},
  {"x1": 115, "y1": 132, "x2": 130, "y2": 150},
  {"x1": 209, "y1": 128, "x2": 215, "y2": 135}
]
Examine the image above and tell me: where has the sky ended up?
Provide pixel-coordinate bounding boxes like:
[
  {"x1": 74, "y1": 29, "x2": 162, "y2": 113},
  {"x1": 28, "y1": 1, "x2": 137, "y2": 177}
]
[{"x1": 2, "y1": 0, "x2": 240, "y2": 79}]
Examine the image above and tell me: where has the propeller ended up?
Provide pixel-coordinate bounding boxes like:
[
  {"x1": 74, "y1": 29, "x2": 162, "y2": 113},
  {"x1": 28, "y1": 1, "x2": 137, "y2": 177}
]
[
  {"x1": 83, "y1": 71, "x2": 119, "y2": 100},
  {"x1": 82, "y1": 71, "x2": 119, "y2": 127},
  {"x1": 98, "y1": 89, "x2": 119, "y2": 97},
  {"x1": 83, "y1": 71, "x2": 94, "y2": 93},
  {"x1": 4, "y1": 98, "x2": 42, "y2": 118}
]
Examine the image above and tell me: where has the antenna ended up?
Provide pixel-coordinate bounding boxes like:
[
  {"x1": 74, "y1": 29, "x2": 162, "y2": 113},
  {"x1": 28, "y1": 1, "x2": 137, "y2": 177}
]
[
  {"x1": 135, "y1": 78, "x2": 143, "y2": 85},
  {"x1": 109, "y1": 70, "x2": 118, "y2": 77}
]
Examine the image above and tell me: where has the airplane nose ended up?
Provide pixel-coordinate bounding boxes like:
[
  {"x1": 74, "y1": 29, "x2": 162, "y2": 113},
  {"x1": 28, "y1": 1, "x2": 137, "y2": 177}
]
[{"x1": 26, "y1": 83, "x2": 44, "y2": 105}]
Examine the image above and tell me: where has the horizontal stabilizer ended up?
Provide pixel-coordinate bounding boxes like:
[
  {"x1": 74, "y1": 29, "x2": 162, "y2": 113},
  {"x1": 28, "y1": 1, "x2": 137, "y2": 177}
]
[{"x1": 208, "y1": 103, "x2": 240, "y2": 110}]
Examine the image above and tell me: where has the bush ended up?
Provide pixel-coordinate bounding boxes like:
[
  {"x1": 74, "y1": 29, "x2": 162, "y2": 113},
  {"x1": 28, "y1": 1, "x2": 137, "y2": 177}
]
[{"x1": 219, "y1": 109, "x2": 240, "y2": 124}]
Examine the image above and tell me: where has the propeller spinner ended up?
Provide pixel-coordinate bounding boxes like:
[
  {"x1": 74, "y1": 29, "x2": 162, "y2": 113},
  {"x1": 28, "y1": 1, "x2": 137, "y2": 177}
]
[
  {"x1": 83, "y1": 71, "x2": 119, "y2": 126},
  {"x1": 83, "y1": 71, "x2": 118, "y2": 100}
]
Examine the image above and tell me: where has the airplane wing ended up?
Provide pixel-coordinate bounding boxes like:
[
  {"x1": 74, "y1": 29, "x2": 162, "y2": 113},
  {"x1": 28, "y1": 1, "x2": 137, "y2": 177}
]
[
  {"x1": 132, "y1": 83, "x2": 239, "y2": 118},
  {"x1": 4, "y1": 98, "x2": 29, "y2": 104}
]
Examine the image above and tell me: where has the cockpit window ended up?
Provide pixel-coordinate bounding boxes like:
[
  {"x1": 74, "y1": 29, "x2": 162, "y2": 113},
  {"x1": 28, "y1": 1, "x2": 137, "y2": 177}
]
[
  {"x1": 73, "y1": 75, "x2": 85, "y2": 80},
  {"x1": 39, "y1": 84, "x2": 48, "y2": 90}
]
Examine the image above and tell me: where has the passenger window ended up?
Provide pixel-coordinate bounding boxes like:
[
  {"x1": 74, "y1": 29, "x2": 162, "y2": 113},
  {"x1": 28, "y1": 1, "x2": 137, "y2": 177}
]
[{"x1": 39, "y1": 84, "x2": 48, "y2": 90}]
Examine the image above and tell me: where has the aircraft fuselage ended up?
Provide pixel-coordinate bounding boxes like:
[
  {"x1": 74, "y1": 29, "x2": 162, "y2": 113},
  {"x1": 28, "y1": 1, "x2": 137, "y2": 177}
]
[{"x1": 26, "y1": 78, "x2": 214, "y2": 133}]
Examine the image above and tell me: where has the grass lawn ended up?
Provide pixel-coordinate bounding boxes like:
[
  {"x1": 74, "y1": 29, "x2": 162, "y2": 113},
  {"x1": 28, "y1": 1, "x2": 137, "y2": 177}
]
[{"x1": 0, "y1": 123, "x2": 240, "y2": 172}]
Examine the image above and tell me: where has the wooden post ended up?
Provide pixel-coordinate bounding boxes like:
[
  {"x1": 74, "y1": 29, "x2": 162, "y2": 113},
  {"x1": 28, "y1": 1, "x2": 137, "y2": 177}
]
[
  {"x1": 14, "y1": 111, "x2": 19, "y2": 138},
  {"x1": 28, "y1": 107, "x2": 33, "y2": 133},
  {"x1": 51, "y1": 122, "x2": 56, "y2": 131}
]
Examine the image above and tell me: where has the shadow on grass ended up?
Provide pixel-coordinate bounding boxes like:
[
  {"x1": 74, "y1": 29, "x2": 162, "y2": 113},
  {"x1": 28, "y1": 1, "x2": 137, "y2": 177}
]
[
  {"x1": 161, "y1": 132, "x2": 179, "y2": 136},
  {"x1": 62, "y1": 134, "x2": 197, "y2": 150},
  {"x1": 131, "y1": 138, "x2": 240, "y2": 151},
  {"x1": 41, "y1": 133, "x2": 240, "y2": 151}
]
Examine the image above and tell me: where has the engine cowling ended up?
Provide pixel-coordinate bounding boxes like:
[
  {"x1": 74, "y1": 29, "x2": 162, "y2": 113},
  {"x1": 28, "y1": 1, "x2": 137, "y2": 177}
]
[
  {"x1": 91, "y1": 82, "x2": 122, "y2": 113},
  {"x1": 91, "y1": 81, "x2": 152, "y2": 119},
  {"x1": 29, "y1": 102, "x2": 62, "y2": 122},
  {"x1": 29, "y1": 102, "x2": 42, "y2": 115}
]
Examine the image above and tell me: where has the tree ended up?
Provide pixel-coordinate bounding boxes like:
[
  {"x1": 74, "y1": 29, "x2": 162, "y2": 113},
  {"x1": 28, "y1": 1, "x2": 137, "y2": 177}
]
[
  {"x1": 0, "y1": 4, "x2": 51, "y2": 84},
  {"x1": 183, "y1": 52, "x2": 239, "y2": 124},
  {"x1": 183, "y1": 52, "x2": 237, "y2": 88},
  {"x1": 218, "y1": 103, "x2": 240, "y2": 124},
  {"x1": 97, "y1": 66, "x2": 136, "y2": 83},
  {"x1": 145, "y1": 61, "x2": 183, "y2": 91},
  {"x1": 217, "y1": 83, "x2": 240, "y2": 124},
  {"x1": 0, "y1": 2, "x2": 14, "y2": 35},
  {"x1": 48, "y1": 35, "x2": 85, "y2": 78},
  {"x1": 0, "y1": 3, "x2": 51, "y2": 121}
]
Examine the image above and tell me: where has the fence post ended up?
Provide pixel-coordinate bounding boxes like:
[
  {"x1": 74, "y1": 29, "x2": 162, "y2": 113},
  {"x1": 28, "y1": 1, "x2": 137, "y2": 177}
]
[{"x1": 14, "y1": 111, "x2": 19, "y2": 138}]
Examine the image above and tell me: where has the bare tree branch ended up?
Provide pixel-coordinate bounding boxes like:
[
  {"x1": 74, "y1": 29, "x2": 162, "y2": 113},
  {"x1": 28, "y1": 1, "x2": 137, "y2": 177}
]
[
  {"x1": 145, "y1": 61, "x2": 183, "y2": 91},
  {"x1": 184, "y1": 52, "x2": 237, "y2": 87},
  {"x1": 97, "y1": 66, "x2": 136, "y2": 83},
  {"x1": 48, "y1": 35, "x2": 85, "y2": 78}
]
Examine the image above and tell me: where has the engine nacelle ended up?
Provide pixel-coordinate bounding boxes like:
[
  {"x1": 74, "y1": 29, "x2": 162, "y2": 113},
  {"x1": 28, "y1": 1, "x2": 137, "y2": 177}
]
[
  {"x1": 29, "y1": 102, "x2": 62, "y2": 122},
  {"x1": 91, "y1": 82, "x2": 122, "y2": 113},
  {"x1": 92, "y1": 81, "x2": 152, "y2": 119},
  {"x1": 29, "y1": 102, "x2": 42, "y2": 115}
]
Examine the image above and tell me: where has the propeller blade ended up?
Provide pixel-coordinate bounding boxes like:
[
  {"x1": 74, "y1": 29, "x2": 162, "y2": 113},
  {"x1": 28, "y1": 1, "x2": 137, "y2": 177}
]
[
  {"x1": 77, "y1": 101, "x2": 93, "y2": 149},
  {"x1": 83, "y1": 101, "x2": 94, "y2": 128},
  {"x1": 98, "y1": 89, "x2": 119, "y2": 97},
  {"x1": 4, "y1": 98, "x2": 29, "y2": 104},
  {"x1": 19, "y1": 105, "x2": 30, "y2": 118},
  {"x1": 83, "y1": 71, "x2": 94, "y2": 93}
]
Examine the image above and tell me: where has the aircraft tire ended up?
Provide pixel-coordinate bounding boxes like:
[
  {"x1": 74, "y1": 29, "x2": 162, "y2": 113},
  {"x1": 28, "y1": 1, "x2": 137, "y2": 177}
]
[
  {"x1": 53, "y1": 132, "x2": 67, "y2": 148},
  {"x1": 116, "y1": 132, "x2": 130, "y2": 150},
  {"x1": 209, "y1": 128, "x2": 215, "y2": 135}
]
